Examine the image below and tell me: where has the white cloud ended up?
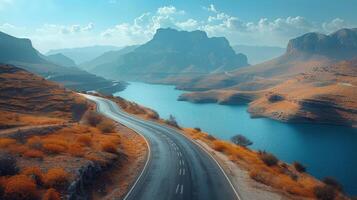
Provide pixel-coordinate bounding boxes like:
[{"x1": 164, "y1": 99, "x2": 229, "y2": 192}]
[
  {"x1": 0, "y1": 4, "x2": 354, "y2": 52},
  {"x1": 203, "y1": 4, "x2": 217, "y2": 13}
]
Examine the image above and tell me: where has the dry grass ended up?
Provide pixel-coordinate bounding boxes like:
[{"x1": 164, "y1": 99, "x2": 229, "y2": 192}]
[
  {"x1": 76, "y1": 134, "x2": 92, "y2": 146},
  {"x1": 101, "y1": 140, "x2": 118, "y2": 154},
  {"x1": 43, "y1": 168, "x2": 69, "y2": 189},
  {"x1": 182, "y1": 128, "x2": 321, "y2": 198},
  {"x1": 97, "y1": 120, "x2": 116, "y2": 133},
  {"x1": 23, "y1": 149, "x2": 45, "y2": 159},
  {"x1": 3, "y1": 175, "x2": 39, "y2": 200},
  {"x1": 42, "y1": 188, "x2": 61, "y2": 200},
  {"x1": 0, "y1": 138, "x2": 17, "y2": 148}
]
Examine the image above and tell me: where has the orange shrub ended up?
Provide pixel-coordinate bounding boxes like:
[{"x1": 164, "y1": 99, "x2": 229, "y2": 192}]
[
  {"x1": 0, "y1": 138, "x2": 17, "y2": 148},
  {"x1": 8, "y1": 145, "x2": 29, "y2": 154},
  {"x1": 42, "y1": 188, "x2": 61, "y2": 200},
  {"x1": 3, "y1": 175, "x2": 39, "y2": 200},
  {"x1": 101, "y1": 141, "x2": 118, "y2": 154},
  {"x1": 24, "y1": 149, "x2": 44, "y2": 159},
  {"x1": 212, "y1": 140, "x2": 226, "y2": 152},
  {"x1": 97, "y1": 120, "x2": 116, "y2": 133},
  {"x1": 76, "y1": 135, "x2": 92, "y2": 146},
  {"x1": 22, "y1": 167, "x2": 43, "y2": 185},
  {"x1": 43, "y1": 144, "x2": 66, "y2": 154},
  {"x1": 68, "y1": 143, "x2": 85, "y2": 157},
  {"x1": 43, "y1": 168, "x2": 69, "y2": 189},
  {"x1": 26, "y1": 136, "x2": 43, "y2": 150}
]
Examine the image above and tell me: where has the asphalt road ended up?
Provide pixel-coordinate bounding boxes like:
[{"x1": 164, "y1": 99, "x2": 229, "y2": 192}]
[{"x1": 83, "y1": 94, "x2": 241, "y2": 200}]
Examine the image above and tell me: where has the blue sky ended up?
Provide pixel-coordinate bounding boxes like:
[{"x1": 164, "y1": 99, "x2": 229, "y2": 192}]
[{"x1": 0, "y1": 0, "x2": 356, "y2": 52}]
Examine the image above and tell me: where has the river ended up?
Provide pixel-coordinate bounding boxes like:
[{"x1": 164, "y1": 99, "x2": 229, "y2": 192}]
[{"x1": 114, "y1": 81, "x2": 357, "y2": 195}]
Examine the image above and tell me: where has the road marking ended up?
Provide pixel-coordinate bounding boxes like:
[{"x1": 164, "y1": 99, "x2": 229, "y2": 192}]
[
  {"x1": 183, "y1": 168, "x2": 185, "y2": 175},
  {"x1": 180, "y1": 184, "x2": 184, "y2": 194},
  {"x1": 175, "y1": 184, "x2": 180, "y2": 194},
  {"x1": 182, "y1": 160, "x2": 185, "y2": 166},
  {"x1": 179, "y1": 168, "x2": 182, "y2": 175}
]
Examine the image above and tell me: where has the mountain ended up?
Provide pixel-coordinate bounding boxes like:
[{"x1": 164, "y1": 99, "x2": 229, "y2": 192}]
[
  {"x1": 233, "y1": 45, "x2": 285, "y2": 64},
  {"x1": 176, "y1": 28, "x2": 357, "y2": 91},
  {"x1": 79, "y1": 45, "x2": 138, "y2": 71},
  {"x1": 46, "y1": 45, "x2": 122, "y2": 65},
  {"x1": 178, "y1": 28, "x2": 357, "y2": 126},
  {"x1": 45, "y1": 53, "x2": 76, "y2": 67},
  {"x1": 90, "y1": 28, "x2": 248, "y2": 82},
  {"x1": 0, "y1": 31, "x2": 125, "y2": 93}
]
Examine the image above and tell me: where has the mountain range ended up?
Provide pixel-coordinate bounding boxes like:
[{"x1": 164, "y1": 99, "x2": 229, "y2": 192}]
[
  {"x1": 178, "y1": 28, "x2": 357, "y2": 126},
  {"x1": 46, "y1": 45, "x2": 122, "y2": 65},
  {"x1": 87, "y1": 28, "x2": 248, "y2": 82},
  {"x1": 0, "y1": 31, "x2": 125, "y2": 93}
]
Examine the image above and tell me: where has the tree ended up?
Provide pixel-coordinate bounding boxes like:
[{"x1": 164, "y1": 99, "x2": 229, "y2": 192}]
[
  {"x1": 166, "y1": 115, "x2": 180, "y2": 129},
  {"x1": 231, "y1": 134, "x2": 253, "y2": 147}
]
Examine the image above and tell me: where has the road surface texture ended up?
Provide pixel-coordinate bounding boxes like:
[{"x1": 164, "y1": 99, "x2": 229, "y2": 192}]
[{"x1": 83, "y1": 94, "x2": 241, "y2": 200}]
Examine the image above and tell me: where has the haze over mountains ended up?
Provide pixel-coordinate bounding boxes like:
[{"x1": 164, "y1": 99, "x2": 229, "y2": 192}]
[
  {"x1": 178, "y1": 28, "x2": 357, "y2": 126},
  {"x1": 87, "y1": 28, "x2": 248, "y2": 82},
  {"x1": 46, "y1": 45, "x2": 122, "y2": 65},
  {"x1": 0, "y1": 31, "x2": 125, "y2": 93},
  {"x1": 233, "y1": 45, "x2": 285, "y2": 64}
]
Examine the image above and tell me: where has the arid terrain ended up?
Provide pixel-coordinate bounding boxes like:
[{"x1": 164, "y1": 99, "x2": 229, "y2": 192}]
[{"x1": 0, "y1": 64, "x2": 147, "y2": 199}]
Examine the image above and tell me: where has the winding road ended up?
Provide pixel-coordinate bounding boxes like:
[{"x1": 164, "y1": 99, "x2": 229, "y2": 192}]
[{"x1": 83, "y1": 94, "x2": 241, "y2": 200}]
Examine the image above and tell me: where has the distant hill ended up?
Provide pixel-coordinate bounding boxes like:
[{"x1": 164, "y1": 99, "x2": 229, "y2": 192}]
[
  {"x1": 90, "y1": 28, "x2": 248, "y2": 81},
  {"x1": 46, "y1": 45, "x2": 122, "y2": 65},
  {"x1": 45, "y1": 53, "x2": 76, "y2": 67},
  {"x1": 79, "y1": 45, "x2": 138, "y2": 71},
  {"x1": 233, "y1": 45, "x2": 285, "y2": 64},
  {"x1": 177, "y1": 28, "x2": 357, "y2": 126},
  {"x1": 0, "y1": 31, "x2": 125, "y2": 93},
  {"x1": 176, "y1": 28, "x2": 357, "y2": 91}
]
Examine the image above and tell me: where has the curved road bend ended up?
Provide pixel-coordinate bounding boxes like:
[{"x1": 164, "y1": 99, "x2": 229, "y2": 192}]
[{"x1": 83, "y1": 94, "x2": 241, "y2": 200}]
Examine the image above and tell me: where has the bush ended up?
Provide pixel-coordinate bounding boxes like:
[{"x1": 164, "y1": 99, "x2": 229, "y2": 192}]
[
  {"x1": 43, "y1": 168, "x2": 69, "y2": 189},
  {"x1": 194, "y1": 127, "x2": 201, "y2": 132},
  {"x1": 323, "y1": 177, "x2": 343, "y2": 192},
  {"x1": 101, "y1": 141, "x2": 118, "y2": 154},
  {"x1": 26, "y1": 136, "x2": 43, "y2": 150},
  {"x1": 22, "y1": 167, "x2": 43, "y2": 185},
  {"x1": 42, "y1": 188, "x2": 61, "y2": 200},
  {"x1": 43, "y1": 144, "x2": 67, "y2": 154},
  {"x1": 0, "y1": 153, "x2": 19, "y2": 176},
  {"x1": 97, "y1": 120, "x2": 116, "y2": 133},
  {"x1": 76, "y1": 135, "x2": 92, "y2": 146},
  {"x1": 86, "y1": 112, "x2": 102, "y2": 127},
  {"x1": 212, "y1": 141, "x2": 226, "y2": 152},
  {"x1": 293, "y1": 161, "x2": 306, "y2": 173},
  {"x1": 259, "y1": 151, "x2": 279, "y2": 166},
  {"x1": 24, "y1": 149, "x2": 44, "y2": 159},
  {"x1": 3, "y1": 175, "x2": 39, "y2": 200},
  {"x1": 231, "y1": 134, "x2": 253, "y2": 147},
  {"x1": 68, "y1": 143, "x2": 85, "y2": 157},
  {"x1": 165, "y1": 115, "x2": 180, "y2": 129},
  {"x1": 0, "y1": 138, "x2": 17, "y2": 148},
  {"x1": 314, "y1": 185, "x2": 336, "y2": 200},
  {"x1": 71, "y1": 102, "x2": 88, "y2": 121}
]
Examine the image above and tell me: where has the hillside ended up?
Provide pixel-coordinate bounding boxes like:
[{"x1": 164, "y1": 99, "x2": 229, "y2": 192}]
[
  {"x1": 233, "y1": 45, "x2": 285, "y2": 64},
  {"x1": 179, "y1": 28, "x2": 357, "y2": 126},
  {"x1": 0, "y1": 31, "x2": 125, "y2": 93},
  {"x1": 90, "y1": 28, "x2": 248, "y2": 82},
  {"x1": 0, "y1": 64, "x2": 147, "y2": 199},
  {"x1": 46, "y1": 45, "x2": 122, "y2": 65},
  {"x1": 80, "y1": 45, "x2": 138, "y2": 71},
  {"x1": 45, "y1": 53, "x2": 76, "y2": 68}
]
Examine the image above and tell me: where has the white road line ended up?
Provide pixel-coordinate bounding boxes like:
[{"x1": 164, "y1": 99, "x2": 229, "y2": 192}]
[
  {"x1": 182, "y1": 160, "x2": 185, "y2": 166},
  {"x1": 183, "y1": 168, "x2": 185, "y2": 175},
  {"x1": 175, "y1": 184, "x2": 180, "y2": 194},
  {"x1": 180, "y1": 185, "x2": 184, "y2": 194},
  {"x1": 179, "y1": 168, "x2": 182, "y2": 175},
  {"x1": 179, "y1": 160, "x2": 182, "y2": 165}
]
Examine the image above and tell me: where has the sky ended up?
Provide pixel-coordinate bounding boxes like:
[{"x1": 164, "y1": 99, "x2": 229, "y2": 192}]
[{"x1": 0, "y1": 0, "x2": 356, "y2": 53}]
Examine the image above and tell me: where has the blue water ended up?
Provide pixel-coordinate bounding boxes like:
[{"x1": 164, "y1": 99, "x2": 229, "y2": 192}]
[{"x1": 114, "y1": 82, "x2": 357, "y2": 195}]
